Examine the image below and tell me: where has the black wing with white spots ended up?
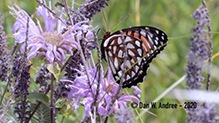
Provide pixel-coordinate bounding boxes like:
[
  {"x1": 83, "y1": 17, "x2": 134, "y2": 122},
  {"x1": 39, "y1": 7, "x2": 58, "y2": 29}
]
[{"x1": 101, "y1": 26, "x2": 168, "y2": 88}]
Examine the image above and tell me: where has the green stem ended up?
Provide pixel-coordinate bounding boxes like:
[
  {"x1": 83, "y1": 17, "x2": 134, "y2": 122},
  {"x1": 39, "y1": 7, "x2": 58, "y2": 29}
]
[{"x1": 0, "y1": 72, "x2": 13, "y2": 106}]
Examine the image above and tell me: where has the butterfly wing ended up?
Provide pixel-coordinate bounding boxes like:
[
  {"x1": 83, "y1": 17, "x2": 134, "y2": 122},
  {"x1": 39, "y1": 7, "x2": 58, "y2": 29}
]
[{"x1": 101, "y1": 26, "x2": 168, "y2": 88}]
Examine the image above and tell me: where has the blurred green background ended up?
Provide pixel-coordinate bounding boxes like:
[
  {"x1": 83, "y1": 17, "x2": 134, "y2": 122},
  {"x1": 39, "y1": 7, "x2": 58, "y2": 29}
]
[{"x1": 1, "y1": 0, "x2": 219, "y2": 123}]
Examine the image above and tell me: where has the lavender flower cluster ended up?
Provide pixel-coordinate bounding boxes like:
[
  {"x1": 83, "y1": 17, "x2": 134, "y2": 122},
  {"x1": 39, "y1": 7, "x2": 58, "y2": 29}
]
[
  {"x1": 186, "y1": 3, "x2": 210, "y2": 89},
  {"x1": 35, "y1": 63, "x2": 51, "y2": 93},
  {"x1": 0, "y1": 15, "x2": 11, "y2": 82},
  {"x1": 74, "y1": 0, "x2": 109, "y2": 21},
  {"x1": 186, "y1": 1, "x2": 218, "y2": 122},
  {"x1": 0, "y1": 0, "x2": 141, "y2": 122},
  {"x1": 13, "y1": 52, "x2": 31, "y2": 123},
  {"x1": 186, "y1": 103, "x2": 218, "y2": 123}
]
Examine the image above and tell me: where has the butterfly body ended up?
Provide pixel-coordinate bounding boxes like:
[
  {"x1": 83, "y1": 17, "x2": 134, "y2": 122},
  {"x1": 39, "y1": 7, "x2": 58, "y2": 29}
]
[{"x1": 101, "y1": 26, "x2": 168, "y2": 88}]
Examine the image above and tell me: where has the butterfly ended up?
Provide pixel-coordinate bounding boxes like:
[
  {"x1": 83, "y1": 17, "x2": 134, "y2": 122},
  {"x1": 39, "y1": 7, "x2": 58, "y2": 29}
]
[{"x1": 101, "y1": 26, "x2": 168, "y2": 88}]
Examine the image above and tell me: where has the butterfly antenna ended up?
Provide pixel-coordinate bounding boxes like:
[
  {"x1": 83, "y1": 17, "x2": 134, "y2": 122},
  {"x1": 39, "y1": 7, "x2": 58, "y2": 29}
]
[
  {"x1": 97, "y1": 28, "x2": 101, "y2": 35},
  {"x1": 110, "y1": 14, "x2": 130, "y2": 32},
  {"x1": 96, "y1": 28, "x2": 105, "y2": 41}
]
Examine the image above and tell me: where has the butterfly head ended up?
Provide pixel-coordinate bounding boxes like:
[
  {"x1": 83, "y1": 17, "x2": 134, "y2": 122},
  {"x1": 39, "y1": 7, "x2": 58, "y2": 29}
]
[{"x1": 103, "y1": 32, "x2": 111, "y2": 40}]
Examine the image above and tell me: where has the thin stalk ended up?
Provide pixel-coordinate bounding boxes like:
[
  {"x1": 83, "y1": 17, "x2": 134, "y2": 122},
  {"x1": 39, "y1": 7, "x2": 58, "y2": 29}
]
[
  {"x1": 202, "y1": 0, "x2": 213, "y2": 91},
  {"x1": 50, "y1": 74, "x2": 54, "y2": 123},
  {"x1": 0, "y1": 72, "x2": 12, "y2": 106}
]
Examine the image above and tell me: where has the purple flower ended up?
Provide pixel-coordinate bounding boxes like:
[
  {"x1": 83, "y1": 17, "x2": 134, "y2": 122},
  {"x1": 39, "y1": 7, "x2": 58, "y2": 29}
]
[
  {"x1": 0, "y1": 14, "x2": 11, "y2": 82},
  {"x1": 13, "y1": 51, "x2": 31, "y2": 98},
  {"x1": 186, "y1": 103, "x2": 218, "y2": 123},
  {"x1": 54, "y1": 53, "x2": 83, "y2": 102},
  {"x1": 185, "y1": 1, "x2": 217, "y2": 123},
  {"x1": 186, "y1": 4, "x2": 210, "y2": 89},
  {"x1": 72, "y1": 0, "x2": 109, "y2": 23},
  {"x1": 9, "y1": 2, "x2": 94, "y2": 64},
  {"x1": 67, "y1": 55, "x2": 140, "y2": 117},
  {"x1": 12, "y1": 51, "x2": 31, "y2": 122},
  {"x1": 132, "y1": 86, "x2": 141, "y2": 98},
  {"x1": 35, "y1": 63, "x2": 51, "y2": 93},
  {"x1": 114, "y1": 107, "x2": 133, "y2": 123}
]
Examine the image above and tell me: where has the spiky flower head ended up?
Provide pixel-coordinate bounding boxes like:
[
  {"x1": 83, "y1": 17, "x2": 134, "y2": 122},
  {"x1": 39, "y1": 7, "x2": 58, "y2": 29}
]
[
  {"x1": 9, "y1": 2, "x2": 94, "y2": 64},
  {"x1": 186, "y1": 103, "x2": 218, "y2": 123},
  {"x1": 0, "y1": 14, "x2": 11, "y2": 82},
  {"x1": 12, "y1": 51, "x2": 31, "y2": 123},
  {"x1": 186, "y1": 4, "x2": 210, "y2": 89},
  {"x1": 114, "y1": 107, "x2": 133, "y2": 123},
  {"x1": 72, "y1": 0, "x2": 109, "y2": 23}
]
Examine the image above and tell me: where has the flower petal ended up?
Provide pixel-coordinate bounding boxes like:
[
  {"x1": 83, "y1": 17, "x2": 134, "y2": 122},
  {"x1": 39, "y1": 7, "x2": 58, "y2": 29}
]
[
  {"x1": 86, "y1": 30, "x2": 94, "y2": 39},
  {"x1": 46, "y1": 49, "x2": 54, "y2": 63},
  {"x1": 58, "y1": 48, "x2": 65, "y2": 62},
  {"x1": 132, "y1": 86, "x2": 141, "y2": 97},
  {"x1": 27, "y1": 46, "x2": 40, "y2": 60}
]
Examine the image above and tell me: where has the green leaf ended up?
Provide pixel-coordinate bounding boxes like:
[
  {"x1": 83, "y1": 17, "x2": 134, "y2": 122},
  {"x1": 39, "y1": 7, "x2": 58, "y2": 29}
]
[
  {"x1": 55, "y1": 98, "x2": 68, "y2": 108},
  {"x1": 27, "y1": 92, "x2": 49, "y2": 104},
  {"x1": 55, "y1": 98, "x2": 74, "y2": 117},
  {"x1": 30, "y1": 103, "x2": 51, "y2": 123},
  {"x1": 47, "y1": 63, "x2": 62, "y2": 81},
  {"x1": 0, "y1": 92, "x2": 18, "y2": 123}
]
